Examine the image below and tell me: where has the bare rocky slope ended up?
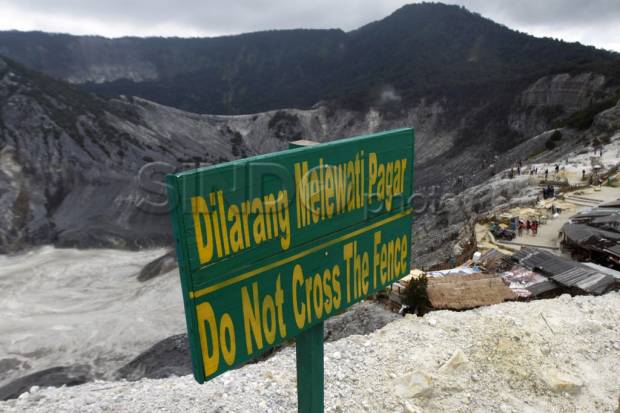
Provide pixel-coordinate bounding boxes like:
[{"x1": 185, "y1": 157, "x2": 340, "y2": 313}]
[
  {"x1": 1, "y1": 54, "x2": 620, "y2": 267},
  {"x1": 413, "y1": 94, "x2": 620, "y2": 267}
]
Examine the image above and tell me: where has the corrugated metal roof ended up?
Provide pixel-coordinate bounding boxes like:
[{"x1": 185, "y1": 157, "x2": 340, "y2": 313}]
[
  {"x1": 561, "y1": 223, "x2": 620, "y2": 247},
  {"x1": 551, "y1": 267, "x2": 613, "y2": 295},
  {"x1": 514, "y1": 248, "x2": 573, "y2": 275},
  {"x1": 479, "y1": 248, "x2": 511, "y2": 272},
  {"x1": 511, "y1": 247, "x2": 616, "y2": 295},
  {"x1": 598, "y1": 199, "x2": 620, "y2": 208},
  {"x1": 584, "y1": 262, "x2": 620, "y2": 280},
  {"x1": 501, "y1": 263, "x2": 560, "y2": 297},
  {"x1": 591, "y1": 214, "x2": 620, "y2": 226},
  {"x1": 480, "y1": 248, "x2": 506, "y2": 262},
  {"x1": 526, "y1": 279, "x2": 560, "y2": 296},
  {"x1": 604, "y1": 244, "x2": 620, "y2": 257}
]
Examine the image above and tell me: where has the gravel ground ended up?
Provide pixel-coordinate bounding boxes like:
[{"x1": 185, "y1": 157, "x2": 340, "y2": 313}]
[{"x1": 3, "y1": 292, "x2": 619, "y2": 413}]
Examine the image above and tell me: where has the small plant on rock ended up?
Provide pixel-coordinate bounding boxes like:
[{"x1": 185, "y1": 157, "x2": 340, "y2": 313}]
[{"x1": 404, "y1": 274, "x2": 430, "y2": 316}]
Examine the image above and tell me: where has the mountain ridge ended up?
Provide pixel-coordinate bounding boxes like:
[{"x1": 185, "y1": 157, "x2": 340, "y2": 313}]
[{"x1": 1, "y1": 3, "x2": 618, "y2": 115}]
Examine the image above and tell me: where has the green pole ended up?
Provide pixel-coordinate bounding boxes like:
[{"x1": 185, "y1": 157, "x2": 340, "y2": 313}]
[
  {"x1": 289, "y1": 139, "x2": 324, "y2": 413},
  {"x1": 295, "y1": 322, "x2": 324, "y2": 413}
]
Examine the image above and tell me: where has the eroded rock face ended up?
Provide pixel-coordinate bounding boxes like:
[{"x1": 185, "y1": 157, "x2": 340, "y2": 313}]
[
  {"x1": 510, "y1": 73, "x2": 612, "y2": 138},
  {"x1": 412, "y1": 174, "x2": 538, "y2": 268},
  {"x1": 521, "y1": 73, "x2": 607, "y2": 111},
  {"x1": 594, "y1": 99, "x2": 620, "y2": 133},
  {"x1": 65, "y1": 36, "x2": 160, "y2": 83},
  {"x1": 0, "y1": 56, "x2": 455, "y2": 253}
]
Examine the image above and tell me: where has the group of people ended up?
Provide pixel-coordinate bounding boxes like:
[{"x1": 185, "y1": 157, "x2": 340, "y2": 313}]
[
  {"x1": 541, "y1": 165, "x2": 561, "y2": 180},
  {"x1": 542, "y1": 184, "x2": 555, "y2": 199},
  {"x1": 517, "y1": 218, "x2": 540, "y2": 236},
  {"x1": 508, "y1": 161, "x2": 563, "y2": 181}
]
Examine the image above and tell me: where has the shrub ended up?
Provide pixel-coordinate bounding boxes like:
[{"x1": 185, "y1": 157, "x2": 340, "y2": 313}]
[
  {"x1": 550, "y1": 130, "x2": 562, "y2": 141},
  {"x1": 545, "y1": 139, "x2": 556, "y2": 150},
  {"x1": 403, "y1": 274, "x2": 430, "y2": 316}
]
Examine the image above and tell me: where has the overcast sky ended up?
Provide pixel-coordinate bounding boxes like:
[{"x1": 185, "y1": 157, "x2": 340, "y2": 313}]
[{"x1": 0, "y1": 0, "x2": 618, "y2": 52}]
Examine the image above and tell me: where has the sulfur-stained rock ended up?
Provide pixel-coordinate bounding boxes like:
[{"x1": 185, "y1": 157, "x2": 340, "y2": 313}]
[
  {"x1": 540, "y1": 369, "x2": 584, "y2": 394},
  {"x1": 394, "y1": 371, "x2": 433, "y2": 399},
  {"x1": 438, "y1": 349, "x2": 469, "y2": 374}
]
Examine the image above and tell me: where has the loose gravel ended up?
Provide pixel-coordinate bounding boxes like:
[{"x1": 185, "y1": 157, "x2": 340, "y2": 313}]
[{"x1": 3, "y1": 292, "x2": 619, "y2": 413}]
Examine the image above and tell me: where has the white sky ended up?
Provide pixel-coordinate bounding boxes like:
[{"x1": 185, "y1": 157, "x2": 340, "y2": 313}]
[{"x1": 0, "y1": 0, "x2": 618, "y2": 52}]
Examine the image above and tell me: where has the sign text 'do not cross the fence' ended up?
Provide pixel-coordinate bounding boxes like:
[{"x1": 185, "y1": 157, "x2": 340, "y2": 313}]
[{"x1": 167, "y1": 128, "x2": 414, "y2": 412}]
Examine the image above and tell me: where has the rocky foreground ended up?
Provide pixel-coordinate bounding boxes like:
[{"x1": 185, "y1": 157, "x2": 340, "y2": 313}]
[{"x1": 3, "y1": 292, "x2": 619, "y2": 413}]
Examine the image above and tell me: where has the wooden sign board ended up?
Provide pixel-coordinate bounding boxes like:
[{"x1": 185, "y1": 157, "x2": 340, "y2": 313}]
[{"x1": 167, "y1": 128, "x2": 414, "y2": 386}]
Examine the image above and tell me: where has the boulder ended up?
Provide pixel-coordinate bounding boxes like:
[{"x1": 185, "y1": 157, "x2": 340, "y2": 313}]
[
  {"x1": 540, "y1": 369, "x2": 583, "y2": 394},
  {"x1": 116, "y1": 334, "x2": 192, "y2": 380},
  {"x1": 137, "y1": 250, "x2": 177, "y2": 282},
  {"x1": 438, "y1": 349, "x2": 469, "y2": 374},
  {"x1": 0, "y1": 365, "x2": 92, "y2": 401},
  {"x1": 394, "y1": 371, "x2": 433, "y2": 398},
  {"x1": 323, "y1": 301, "x2": 400, "y2": 342}
]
